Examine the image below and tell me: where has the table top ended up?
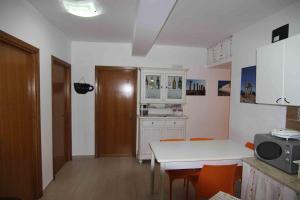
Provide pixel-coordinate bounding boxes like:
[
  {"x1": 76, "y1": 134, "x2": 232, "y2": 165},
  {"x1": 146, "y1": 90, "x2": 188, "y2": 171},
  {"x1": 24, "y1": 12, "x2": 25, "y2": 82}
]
[{"x1": 150, "y1": 139, "x2": 253, "y2": 163}]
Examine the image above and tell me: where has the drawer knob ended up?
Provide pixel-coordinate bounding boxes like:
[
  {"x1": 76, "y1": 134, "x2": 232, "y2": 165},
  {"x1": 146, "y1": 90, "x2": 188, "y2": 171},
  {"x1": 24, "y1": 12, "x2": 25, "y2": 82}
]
[
  {"x1": 152, "y1": 122, "x2": 154, "y2": 124},
  {"x1": 174, "y1": 122, "x2": 176, "y2": 124}
]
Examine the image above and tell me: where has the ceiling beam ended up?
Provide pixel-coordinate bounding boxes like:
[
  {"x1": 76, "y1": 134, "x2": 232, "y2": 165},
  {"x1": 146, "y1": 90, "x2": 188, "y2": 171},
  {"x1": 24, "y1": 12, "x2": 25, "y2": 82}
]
[{"x1": 132, "y1": 0, "x2": 177, "y2": 56}]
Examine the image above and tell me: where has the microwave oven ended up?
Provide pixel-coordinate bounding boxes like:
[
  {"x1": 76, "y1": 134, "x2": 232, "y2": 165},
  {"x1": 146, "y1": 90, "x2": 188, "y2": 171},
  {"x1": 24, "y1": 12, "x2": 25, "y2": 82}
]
[{"x1": 254, "y1": 134, "x2": 300, "y2": 174}]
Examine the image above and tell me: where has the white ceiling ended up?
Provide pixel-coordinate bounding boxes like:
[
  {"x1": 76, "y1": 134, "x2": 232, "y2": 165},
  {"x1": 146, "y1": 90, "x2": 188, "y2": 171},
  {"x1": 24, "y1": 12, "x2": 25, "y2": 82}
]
[{"x1": 28, "y1": 0, "x2": 296, "y2": 48}]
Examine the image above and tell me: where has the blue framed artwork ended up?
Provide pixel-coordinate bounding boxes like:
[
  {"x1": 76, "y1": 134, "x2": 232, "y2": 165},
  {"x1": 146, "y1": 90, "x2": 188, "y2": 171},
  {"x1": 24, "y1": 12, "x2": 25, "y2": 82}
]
[
  {"x1": 218, "y1": 80, "x2": 231, "y2": 96},
  {"x1": 240, "y1": 66, "x2": 256, "y2": 103},
  {"x1": 186, "y1": 79, "x2": 206, "y2": 96}
]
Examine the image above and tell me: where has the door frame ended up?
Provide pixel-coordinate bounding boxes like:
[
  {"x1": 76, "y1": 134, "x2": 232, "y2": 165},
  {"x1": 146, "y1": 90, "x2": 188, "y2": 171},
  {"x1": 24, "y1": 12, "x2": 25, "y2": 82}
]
[
  {"x1": 0, "y1": 30, "x2": 43, "y2": 198},
  {"x1": 94, "y1": 66, "x2": 137, "y2": 157},
  {"x1": 51, "y1": 56, "x2": 72, "y2": 176}
]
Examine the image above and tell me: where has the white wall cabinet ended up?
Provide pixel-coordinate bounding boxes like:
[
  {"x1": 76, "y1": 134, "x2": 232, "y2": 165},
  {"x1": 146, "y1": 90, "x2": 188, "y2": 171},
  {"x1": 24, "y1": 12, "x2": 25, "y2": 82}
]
[
  {"x1": 256, "y1": 34, "x2": 300, "y2": 106},
  {"x1": 138, "y1": 117, "x2": 186, "y2": 162},
  {"x1": 140, "y1": 69, "x2": 187, "y2": 104},
  {"x1": 207, "y1": 36, "x2": 232, "y2": 68}
]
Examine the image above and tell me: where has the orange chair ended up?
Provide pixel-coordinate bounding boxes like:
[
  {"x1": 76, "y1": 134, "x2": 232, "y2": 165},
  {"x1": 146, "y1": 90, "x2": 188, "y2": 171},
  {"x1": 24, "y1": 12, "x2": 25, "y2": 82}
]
[
  {"x1": 235, "y1": 142, "x2": 255, "y2": 183},
  {"x1": 245, "y1": 142, "x2": 254, "y2": 150},
  {"x1": 190, "y1": 137, "x2": 213, "y2": 141},
  {"x1": 160, "y1": 138, "x2": 200, "y2": 200},
  {"x1": 160, "y1": 138, "x2": 187, "y2": 142},
  {"x1": 189, "y1": 164, "x2": 238, "y2": 200}
]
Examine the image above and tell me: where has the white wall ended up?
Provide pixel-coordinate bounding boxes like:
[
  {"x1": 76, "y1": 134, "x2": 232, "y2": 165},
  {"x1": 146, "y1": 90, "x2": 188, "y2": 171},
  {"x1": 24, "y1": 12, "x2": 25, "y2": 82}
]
[
  {"x1": 71, "y1": 42, "x2": 231, "y2": 155},
  {"x1": 0, "y1": 0, "x2": 71, "y2": 189},
  {"x1": 229, "y1": 1, "x2": 300, "y2": 144}
]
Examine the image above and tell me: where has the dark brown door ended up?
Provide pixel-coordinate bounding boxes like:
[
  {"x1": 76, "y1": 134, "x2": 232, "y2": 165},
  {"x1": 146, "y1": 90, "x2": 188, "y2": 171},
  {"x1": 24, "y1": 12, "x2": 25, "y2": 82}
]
[
  {"x1": 95, "y1": 67, "x2": 137, "y2": 157},
  {"x1": 52, "y1": 56, "x2": 72, "y2": 176},
  {"x1": 0, "y1": 31, "x2": 42, "y2": 199}
]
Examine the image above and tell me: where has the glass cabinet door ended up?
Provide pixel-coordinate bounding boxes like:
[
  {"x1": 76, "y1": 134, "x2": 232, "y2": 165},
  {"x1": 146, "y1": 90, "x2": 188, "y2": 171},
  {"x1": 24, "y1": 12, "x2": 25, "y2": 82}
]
[
  {"x1": 166, "y1": 75, "x2": 184, "y2": 100},
  {"x1": 144, "y1": 74, "x2": 162, "y2": 100}
]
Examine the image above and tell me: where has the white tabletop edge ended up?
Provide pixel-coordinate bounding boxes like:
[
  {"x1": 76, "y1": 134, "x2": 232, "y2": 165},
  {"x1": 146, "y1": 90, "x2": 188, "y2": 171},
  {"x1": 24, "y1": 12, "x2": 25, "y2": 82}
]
[{"x1": 150, "y1": 139, "x2": 254, "y2": 163}]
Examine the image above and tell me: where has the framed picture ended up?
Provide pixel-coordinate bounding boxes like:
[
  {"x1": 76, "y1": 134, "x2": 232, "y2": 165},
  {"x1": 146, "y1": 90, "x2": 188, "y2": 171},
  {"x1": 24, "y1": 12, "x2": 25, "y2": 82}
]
[
  {"x1": 218, "y1": 80, "x2": 231, "y2": 96},
  {"x1": 240, "y1": 66, "x2": 256, "y2": 103},
  {"x1": 186, "y1": 79, "x2": 206, "y2": 96}
]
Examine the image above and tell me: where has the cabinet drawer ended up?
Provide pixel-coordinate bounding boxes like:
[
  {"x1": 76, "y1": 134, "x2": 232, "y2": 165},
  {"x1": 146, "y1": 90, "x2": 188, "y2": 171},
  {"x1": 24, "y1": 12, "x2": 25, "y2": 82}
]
[
  {"x1": 141, "y1": 120, "x2": 165, "y2": 127},
  {"x1": 165, "y1": 120, "x2": 185, "y2": 127},
  {"x1": 162, "y1": 127, "x2": 185, "y2": 139}
]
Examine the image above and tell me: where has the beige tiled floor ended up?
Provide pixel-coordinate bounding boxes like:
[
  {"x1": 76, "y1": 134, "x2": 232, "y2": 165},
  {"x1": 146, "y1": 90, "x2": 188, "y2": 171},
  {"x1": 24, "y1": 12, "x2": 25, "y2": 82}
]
[{"x1": 40, "y1": 156, "x2": 195, "y2": 200}]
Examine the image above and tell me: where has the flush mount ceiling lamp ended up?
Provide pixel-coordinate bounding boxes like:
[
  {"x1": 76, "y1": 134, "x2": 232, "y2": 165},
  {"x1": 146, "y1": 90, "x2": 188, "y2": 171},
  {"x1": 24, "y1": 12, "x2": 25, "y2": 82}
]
[{"x1": 63, "y1": 0, "x2": 103, "y2": 17}]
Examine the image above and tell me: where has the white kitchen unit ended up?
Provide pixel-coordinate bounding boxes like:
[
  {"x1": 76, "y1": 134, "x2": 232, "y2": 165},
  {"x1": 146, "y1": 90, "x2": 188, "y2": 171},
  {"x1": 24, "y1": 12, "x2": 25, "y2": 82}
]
[
  {"x1": 256, "y1": 34, "x2": 300, "y2": 106},
  {"x1": 140, "y1": 68, "x2": 187, "y2": 104},
  {"x1": 137, "y1": 116, "x2": 187, "y2": 162},
  {"x1": 207, "y1": 36, "x2": 232, "y2": 68},
  {"x1": 242, "y1": 158, "x2": 299, "y2": 200}
]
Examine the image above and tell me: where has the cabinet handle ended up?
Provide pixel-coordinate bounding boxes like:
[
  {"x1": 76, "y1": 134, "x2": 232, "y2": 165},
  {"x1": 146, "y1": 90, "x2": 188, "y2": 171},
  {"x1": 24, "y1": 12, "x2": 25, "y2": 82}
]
[
  {"x1": 152, "y1": 122, "x2": 154, "y2": 125},
  {"x1": 166, "y1": 86, "x2": 168, "y2": 89},
  {"x1": 160, "y1": 86, "x2": 163, "y2": 89},
  {"x1": 284, "y1": 98, "x2": 290, "y2": 104},
  {"x1": 276, "y1": 98, "x2": 282, "y2": 103},
  {"x1": 174, "y1": 122, "x2": 176, "y2": 125}
]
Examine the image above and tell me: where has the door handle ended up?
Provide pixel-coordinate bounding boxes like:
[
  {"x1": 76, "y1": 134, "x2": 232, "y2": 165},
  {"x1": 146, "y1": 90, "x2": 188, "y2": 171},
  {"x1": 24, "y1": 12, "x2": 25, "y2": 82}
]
[
  {"x1": 276, "y1": 98, "x2": 282, "y2": 103},
  {"x1": 284, "y1": 98, "x2": 290, "y2": 104}
]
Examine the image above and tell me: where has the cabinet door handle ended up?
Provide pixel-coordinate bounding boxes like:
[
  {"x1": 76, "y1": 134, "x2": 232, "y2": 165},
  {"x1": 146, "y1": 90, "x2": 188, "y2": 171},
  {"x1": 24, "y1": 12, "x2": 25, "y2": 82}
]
[
  {"x1": 284, "y1": 98, "x2": 290, "y2": 104},
  {"x1": 152, "y1": 122, "x2": 154, "y2": 125},
  {"x1": 166, "y1": 86, "x2": 168, "y2": 89},
  {"x1": 276, "y1": 98, "x2": 282, "y2": 103},
  {"x1": 160, "y1": 86, "x2": 163, "y2": 89}
]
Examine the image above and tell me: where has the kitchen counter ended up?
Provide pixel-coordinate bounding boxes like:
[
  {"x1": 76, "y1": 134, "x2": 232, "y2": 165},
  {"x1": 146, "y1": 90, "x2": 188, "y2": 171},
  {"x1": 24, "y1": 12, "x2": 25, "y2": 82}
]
[
  {"x1": 137, "y1": 114, "x2": 188, "y2": 119},
  {"x1": 243, "y1": 157, "x2": 300, "y2": 194}
]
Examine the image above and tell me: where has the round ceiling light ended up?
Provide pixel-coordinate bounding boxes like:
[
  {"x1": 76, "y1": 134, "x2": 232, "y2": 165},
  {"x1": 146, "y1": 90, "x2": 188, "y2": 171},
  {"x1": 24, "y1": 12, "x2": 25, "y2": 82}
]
[{"x1": 63, "y1": 0, "x2": 102, "y2": 17}]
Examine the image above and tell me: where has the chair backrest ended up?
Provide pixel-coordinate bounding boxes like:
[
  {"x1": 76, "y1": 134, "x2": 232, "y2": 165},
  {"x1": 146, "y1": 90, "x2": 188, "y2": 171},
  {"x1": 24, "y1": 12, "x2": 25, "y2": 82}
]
[
  {"x1": 190, "y1": 137, "x2": 213, "y2": 141},
  {"x1": 196, "y1": 164, "x2": 237, "y2": 199},
  {"x1": 160, "y1": 138, "x2": 185, "y2": 142},
  {"x1": 245, "y1": 142, "x2": 254, "y2": 150}
]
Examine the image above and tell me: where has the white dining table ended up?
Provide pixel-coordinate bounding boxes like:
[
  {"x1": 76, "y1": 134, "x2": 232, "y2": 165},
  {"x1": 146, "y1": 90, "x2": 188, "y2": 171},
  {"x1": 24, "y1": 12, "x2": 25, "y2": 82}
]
[{"x1": 149, "y1": 139, "x2": 254, "y2": 200}]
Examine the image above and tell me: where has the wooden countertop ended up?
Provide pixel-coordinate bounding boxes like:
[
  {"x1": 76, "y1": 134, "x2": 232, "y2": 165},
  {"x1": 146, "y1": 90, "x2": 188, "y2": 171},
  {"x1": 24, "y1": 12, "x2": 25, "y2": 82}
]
[{"x1": 243, "y1": 157, "x2": 300, "y2": 193}]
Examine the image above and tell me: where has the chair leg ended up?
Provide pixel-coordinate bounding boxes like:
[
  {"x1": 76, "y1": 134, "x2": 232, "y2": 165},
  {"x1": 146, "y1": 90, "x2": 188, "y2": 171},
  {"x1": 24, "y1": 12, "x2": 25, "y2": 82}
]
[
  {"x1": 169, "y1": 178, "x2": 173, "y2": 200},
  {"x1": 186, "y1": 178, "x2": 189, "y2": 200},
  {"x1": 195, "y1": 191, "x2": 200, "y2": 200}
]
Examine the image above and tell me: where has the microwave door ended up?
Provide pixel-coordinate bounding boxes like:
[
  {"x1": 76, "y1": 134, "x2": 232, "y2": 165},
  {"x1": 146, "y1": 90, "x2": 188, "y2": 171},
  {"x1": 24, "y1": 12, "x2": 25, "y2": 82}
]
[{"x1": 256, "y1": 141, "x2": 283, "y2": 160}]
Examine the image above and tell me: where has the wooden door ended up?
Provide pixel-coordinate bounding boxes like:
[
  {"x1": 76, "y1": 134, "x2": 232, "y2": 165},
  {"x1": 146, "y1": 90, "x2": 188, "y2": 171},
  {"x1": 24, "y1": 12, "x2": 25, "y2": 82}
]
[
  {"x1": 0, "y1": 31, "x2": 42, "y2": 199},
  {"x1": 95, "y1": 67, "x2": 137, "y2": 157},
  {"x1": 52, "y1": 56, "x2": 72, "y2": 176}
]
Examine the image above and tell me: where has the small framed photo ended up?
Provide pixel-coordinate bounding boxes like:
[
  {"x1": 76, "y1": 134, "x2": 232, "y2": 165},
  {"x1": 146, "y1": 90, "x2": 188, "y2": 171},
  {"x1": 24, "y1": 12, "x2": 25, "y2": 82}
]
[
  {"x1": 218, "y1": 80, "x2": 231, "y2": 96},
  {"x1": 186, "y1": 79, "x2": 206, "y2": 96},
  {"x1": 240, "y1": 66, "x2": 256, "y2": 104}
]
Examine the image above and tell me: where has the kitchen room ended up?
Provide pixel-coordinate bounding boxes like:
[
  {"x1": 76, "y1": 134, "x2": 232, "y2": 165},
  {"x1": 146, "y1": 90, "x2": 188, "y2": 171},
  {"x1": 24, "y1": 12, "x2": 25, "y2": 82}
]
[{"x1": 0, "y1": 0, "x2": 300, "y2": 200}]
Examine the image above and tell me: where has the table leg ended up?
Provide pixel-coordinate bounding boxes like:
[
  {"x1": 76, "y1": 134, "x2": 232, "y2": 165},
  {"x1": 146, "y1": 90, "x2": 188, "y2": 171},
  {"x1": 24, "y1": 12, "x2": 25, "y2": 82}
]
[
  {"x1": 150, "y1": 152, "x2": 155, "y2": 195},
  {"x1": 160, "y1": 162, "x2": 165, "y2": 200}
]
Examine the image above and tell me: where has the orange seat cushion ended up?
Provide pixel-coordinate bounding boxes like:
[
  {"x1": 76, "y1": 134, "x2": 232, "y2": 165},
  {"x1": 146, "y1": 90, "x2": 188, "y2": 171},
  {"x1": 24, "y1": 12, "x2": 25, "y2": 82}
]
[{"x1": 190, "y1": 137, "x2": 213, "y2": 141}]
